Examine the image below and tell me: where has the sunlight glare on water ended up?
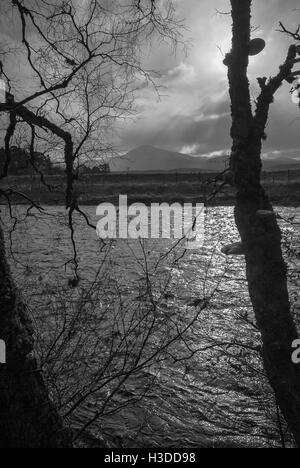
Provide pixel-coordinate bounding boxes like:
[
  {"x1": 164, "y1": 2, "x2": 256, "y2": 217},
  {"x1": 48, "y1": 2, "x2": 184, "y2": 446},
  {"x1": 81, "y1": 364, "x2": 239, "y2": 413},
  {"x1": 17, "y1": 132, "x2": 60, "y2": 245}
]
[{"x1": 2, "y1": 205, "x2": 300, "y2": 448}]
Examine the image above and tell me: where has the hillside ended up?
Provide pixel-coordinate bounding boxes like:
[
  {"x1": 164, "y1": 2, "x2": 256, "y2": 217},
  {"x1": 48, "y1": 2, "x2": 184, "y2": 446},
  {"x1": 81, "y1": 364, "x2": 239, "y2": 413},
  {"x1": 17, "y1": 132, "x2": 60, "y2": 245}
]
[
  {"x1": 109, "y1": 145, "x2": 208, "y2": 172},
  {"x1": 110, "y1": 145, "x2": 300, "y2": 173}
]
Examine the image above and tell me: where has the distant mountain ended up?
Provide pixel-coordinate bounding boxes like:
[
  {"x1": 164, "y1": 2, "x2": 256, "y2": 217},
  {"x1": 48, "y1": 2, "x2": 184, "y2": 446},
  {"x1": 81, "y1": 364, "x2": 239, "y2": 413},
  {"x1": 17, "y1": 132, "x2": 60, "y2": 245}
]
[
  {"x1": 110, "y1": 145, "x2": 208, "y2": 172},
  {"x1": 262, "y1": 157, "x2": 300, "y2": 172},
  {"x1": 109, "y1": 145, "x2": 300, "y2": 173},
  {"x1": 110, "y1": 145, "x2": 229, "y2": 172}
]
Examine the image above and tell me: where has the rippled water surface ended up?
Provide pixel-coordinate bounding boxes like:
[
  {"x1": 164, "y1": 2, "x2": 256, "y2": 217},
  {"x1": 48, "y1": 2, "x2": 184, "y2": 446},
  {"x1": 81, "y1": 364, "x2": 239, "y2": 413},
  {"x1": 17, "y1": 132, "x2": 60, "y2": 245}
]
[{"x1": 2, "y1": 205, "x2": 300, "y2": 448}]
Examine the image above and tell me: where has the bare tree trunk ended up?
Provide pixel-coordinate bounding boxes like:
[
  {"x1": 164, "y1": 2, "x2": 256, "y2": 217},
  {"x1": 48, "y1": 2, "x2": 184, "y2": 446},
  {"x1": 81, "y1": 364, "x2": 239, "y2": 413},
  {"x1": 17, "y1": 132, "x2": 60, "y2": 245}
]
[
  {"x1": 0, "y1": 222, "x2": 72, "y2": 448},
  {"x1": 226, "y1": 0, "x2": 300, "y2": 446}
]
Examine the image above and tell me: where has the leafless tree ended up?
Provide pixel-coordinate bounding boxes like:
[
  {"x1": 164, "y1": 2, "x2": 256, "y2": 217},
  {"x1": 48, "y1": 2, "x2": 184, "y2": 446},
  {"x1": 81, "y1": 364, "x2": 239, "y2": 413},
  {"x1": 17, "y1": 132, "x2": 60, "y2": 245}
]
[{"x1": 0, "y1": 0, "x2": 181, "y2": 448}]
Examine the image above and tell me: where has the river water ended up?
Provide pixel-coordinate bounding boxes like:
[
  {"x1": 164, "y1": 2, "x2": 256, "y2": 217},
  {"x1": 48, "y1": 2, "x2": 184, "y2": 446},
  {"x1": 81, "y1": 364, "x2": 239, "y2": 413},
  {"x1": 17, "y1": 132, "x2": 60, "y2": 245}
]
[{"x1": 2, "y1": 205, "x2": 300, "y2": 448}]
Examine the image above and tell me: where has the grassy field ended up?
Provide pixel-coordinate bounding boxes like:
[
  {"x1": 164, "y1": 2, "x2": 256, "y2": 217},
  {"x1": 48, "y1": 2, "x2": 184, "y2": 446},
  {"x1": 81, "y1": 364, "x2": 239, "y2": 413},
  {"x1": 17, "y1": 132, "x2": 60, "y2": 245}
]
[{"x1": 1, "y1": 170, "x2": 300, "y2": 206}]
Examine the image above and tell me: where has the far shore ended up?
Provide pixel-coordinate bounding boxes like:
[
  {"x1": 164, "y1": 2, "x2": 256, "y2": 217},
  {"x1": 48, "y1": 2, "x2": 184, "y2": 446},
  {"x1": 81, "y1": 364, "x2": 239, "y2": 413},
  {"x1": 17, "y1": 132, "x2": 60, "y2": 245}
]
[{"x1": 1, "y1": 171, "x2": 300, "y2": 207}]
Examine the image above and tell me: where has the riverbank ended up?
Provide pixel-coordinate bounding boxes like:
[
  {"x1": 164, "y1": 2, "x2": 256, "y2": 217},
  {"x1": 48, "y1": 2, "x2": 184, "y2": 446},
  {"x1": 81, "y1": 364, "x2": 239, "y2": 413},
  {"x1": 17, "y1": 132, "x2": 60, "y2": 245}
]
[{"x1": 1, "y1": 172, "x2": 300, "y2": 207}]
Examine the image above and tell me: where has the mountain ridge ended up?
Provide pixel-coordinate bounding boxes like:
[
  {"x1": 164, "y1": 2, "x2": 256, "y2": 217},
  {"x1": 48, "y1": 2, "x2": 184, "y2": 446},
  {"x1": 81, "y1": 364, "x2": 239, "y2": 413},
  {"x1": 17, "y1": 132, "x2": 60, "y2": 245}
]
[{"x1": 110, "y1": 145, "x2": 300, "y2": 173}]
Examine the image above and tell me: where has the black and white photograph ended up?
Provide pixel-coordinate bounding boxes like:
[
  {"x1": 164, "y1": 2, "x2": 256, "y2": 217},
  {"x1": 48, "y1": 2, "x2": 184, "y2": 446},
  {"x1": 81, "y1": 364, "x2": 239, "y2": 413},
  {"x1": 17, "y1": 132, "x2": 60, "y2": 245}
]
[{"x1": 1, "y1": 0, "x2": 300, "y2": 452}]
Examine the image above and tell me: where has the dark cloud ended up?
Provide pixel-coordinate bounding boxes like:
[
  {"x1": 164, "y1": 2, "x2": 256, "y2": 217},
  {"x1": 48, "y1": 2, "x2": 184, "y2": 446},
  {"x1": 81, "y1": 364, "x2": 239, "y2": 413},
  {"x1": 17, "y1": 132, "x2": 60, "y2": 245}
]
[
  {"x1": 122, "y1": 106, "x2": 231, "y2": 155},
  {"x1": 1, "y1": 0, "x2": 300, "y2": 160},
  {"x1": 120, "y1": 0, "x2": 300, "y2": 159}
]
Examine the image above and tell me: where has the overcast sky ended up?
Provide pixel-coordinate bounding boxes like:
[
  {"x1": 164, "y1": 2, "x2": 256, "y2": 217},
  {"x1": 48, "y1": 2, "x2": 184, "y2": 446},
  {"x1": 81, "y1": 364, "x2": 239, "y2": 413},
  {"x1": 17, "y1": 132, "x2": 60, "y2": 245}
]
[
  {"x1": 1, "y1": 0, "x2": 300, "y2": 161},
  {"x1": 120, "y1": 0, "x2": 300, "y2": 160}
]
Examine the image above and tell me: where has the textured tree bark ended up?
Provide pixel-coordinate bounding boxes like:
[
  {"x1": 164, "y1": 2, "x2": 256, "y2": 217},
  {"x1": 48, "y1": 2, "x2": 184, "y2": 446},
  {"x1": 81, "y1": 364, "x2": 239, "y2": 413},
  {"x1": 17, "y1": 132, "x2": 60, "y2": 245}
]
[
  {"x1": 0, "y1": 222, "x2": 72, "y2": 448},
  {"x1": 226, "y1": 0, "x2": 300, "y2": 446}
]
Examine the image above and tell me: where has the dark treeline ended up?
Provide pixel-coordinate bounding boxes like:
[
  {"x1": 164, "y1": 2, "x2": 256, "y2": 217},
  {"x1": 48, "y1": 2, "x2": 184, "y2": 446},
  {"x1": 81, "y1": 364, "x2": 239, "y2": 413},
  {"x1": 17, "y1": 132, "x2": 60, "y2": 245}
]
[
  {"x1": 0, "y1": 147, "x2": 110, "y2": 176},
  {"x1": 0, "y1": 147, "x2": 57, "y2": 175}
]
